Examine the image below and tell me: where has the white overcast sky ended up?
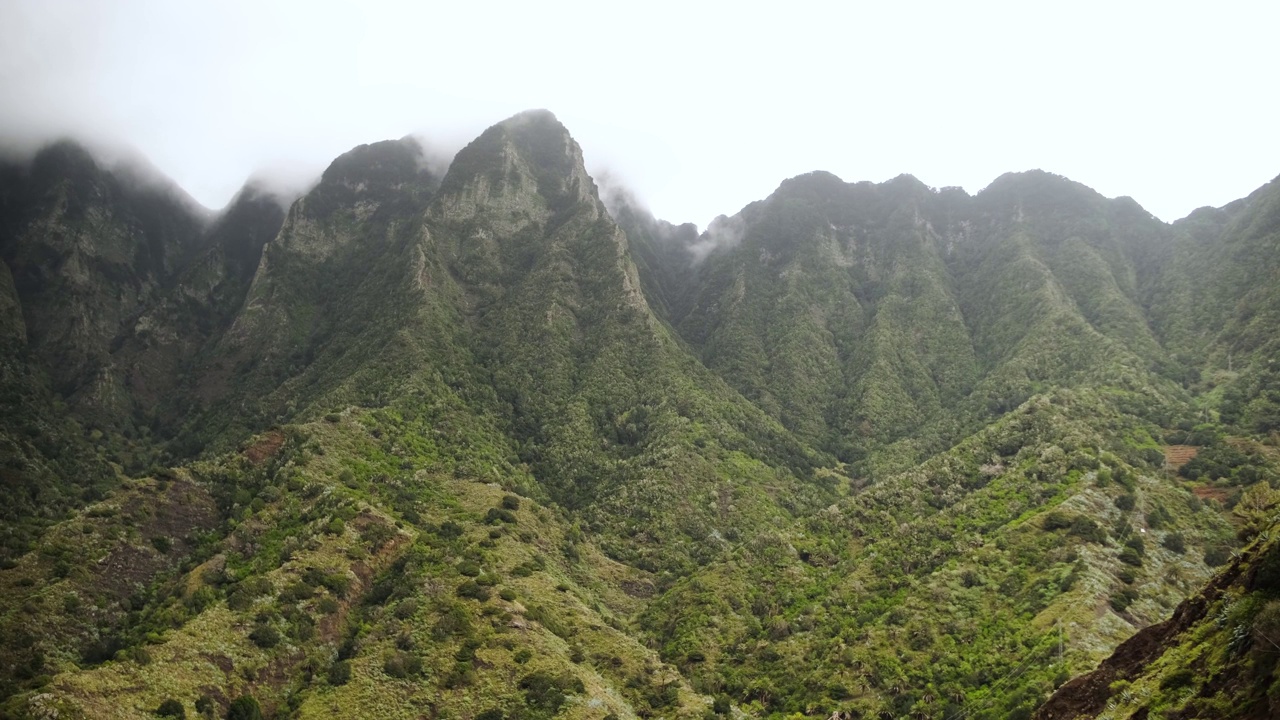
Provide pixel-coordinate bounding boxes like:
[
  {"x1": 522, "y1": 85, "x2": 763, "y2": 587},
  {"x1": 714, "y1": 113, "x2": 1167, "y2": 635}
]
[{"x1": 1, "y1": 0, "x2": 1277, "y2": 227}]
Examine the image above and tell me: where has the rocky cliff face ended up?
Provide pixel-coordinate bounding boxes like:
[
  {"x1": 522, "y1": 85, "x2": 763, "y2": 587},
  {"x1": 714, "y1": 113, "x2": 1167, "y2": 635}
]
[
  {"x1": 627, "y1": 168, "x2": 1275, "y2": 479},
  {"x1": 0, "y1": 142, "x2": 208, "y2": 405}
]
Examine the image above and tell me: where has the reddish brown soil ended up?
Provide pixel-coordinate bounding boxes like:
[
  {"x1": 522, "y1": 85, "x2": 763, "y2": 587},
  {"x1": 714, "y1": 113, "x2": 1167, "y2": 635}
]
[
  {"x1": 98, "y1": 478, "x2": 219, "y2": 599},
  {"x1": 243, "y1": 430, "x2": 285, "y2": 465},
  {"x1": 1192, "y1": 485, "x2": 1232, "y2": 504},
  {"x1": 621, "y1": 579, "x2": 657, "y2": 599},
  {"x1": 1163, "y1": 445, "x2": 1199, "y2": 470}
]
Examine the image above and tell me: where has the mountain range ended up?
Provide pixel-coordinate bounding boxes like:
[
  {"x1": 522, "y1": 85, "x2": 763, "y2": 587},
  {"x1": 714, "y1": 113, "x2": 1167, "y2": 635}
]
[{"x1": 0, "y1": 109, "x2": 1277, "y2": 720}]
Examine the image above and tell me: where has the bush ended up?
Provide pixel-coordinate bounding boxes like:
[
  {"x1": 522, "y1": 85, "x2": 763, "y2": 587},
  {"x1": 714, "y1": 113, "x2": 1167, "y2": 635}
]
[
  {"x1": 1068, "y1": 516, "x2": 1105, "y2": 544},
  {"x1": 520, "y1": 671, "x2": 581, "y2": 713},
  {"x1": 227, "y1": 590, "x2": 254, "y2": 612},
  {"x1": 226, "y1": 696, "x2": 262, "y2": 720},
  {"x1": 456, "y1": 580, "x2": 490, "y2": 601},
  {"x1": 1162, "y1": 533, "x2": 1186, "y2": 554},
  {"x1": 396, "y1": 632, "x2": 415, "y2": 651},
  {"x1": 361, "y1": 523, "x2": 396, "y2": 551},
  {"x1": 1205, "y1": 546, "x2": 1231, "y2": 567},
  {"x1": 501, "y1": 494, "x2": 521, "y2": 510},
  {"x1": 1160, "y1": 668, "x2": 1195, "y2": 691},
  {"x1": 445, "y1": 660, "x2": 477, "y2": 688},
  {"x1": 457, "y1": 560, "x2": 481, "y2": 577},
  {"x1": 249, "y1": 624, "x2": 280, "y2": 649},
  {"x1": 302, "y1": 567, "x2": 351, "y2": 597},
  {"x1": 394, "y1": 598, "x2": 419, "y2": 619},
  {"x1": 242, "y1": 577, "x2": 274, "y2": 596},
  {"x1": 383, "y1": 650, "x2": 422, "y2": 678},
  {"x1": 1119, "y1": 547, "x2": 1144, "y2": 567},
  {"x1": 1110, "y1": 587, "x2": 1138, "y2": 612},
  {"x1": 328, "y1": 659, "x2": 351, "y2": 686},
  {"x1": 485, "y1": 508, "x2": 517, "y2": 524},
  {"x1": 1146, "y1": 504, "x2": 1174, "y2": 530},
  {"x1": 185, "y1": 586, "x2": 217, "y2": 613},
  {"x1": 1041, "y1": 511, "x2": 1072, "y2": 531},
  {"x1": 1125, "y1": 536, "x2": 1146, "y2": 556},
  {"x1": 280, "y1": 581, "x2": 315, "y2": 603},
  {"x1": 156, "y1": 698, "x2": 185, "y2": 718},
  {"x1": 289, "y1": 615, "x2": 315, "y2": 641},
  {"x1": 1115, "y1": 493, "x2": 1137, "y2": 511}
]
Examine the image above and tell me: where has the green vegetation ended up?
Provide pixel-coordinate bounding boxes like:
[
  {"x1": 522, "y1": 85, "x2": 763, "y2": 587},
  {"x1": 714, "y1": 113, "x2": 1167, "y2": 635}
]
[
  {"x1": 1041, "y1": 520, "x2": 1280, "y2": 719},
  {"x1": 1, "y1": 113, "x2": 1278, "y2": 718}
]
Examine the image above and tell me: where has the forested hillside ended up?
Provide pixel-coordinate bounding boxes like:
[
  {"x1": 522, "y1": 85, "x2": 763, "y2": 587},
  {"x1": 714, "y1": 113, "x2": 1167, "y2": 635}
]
[{"x1": 0, "y1": 111, "x2": 1276, "y2": 720}]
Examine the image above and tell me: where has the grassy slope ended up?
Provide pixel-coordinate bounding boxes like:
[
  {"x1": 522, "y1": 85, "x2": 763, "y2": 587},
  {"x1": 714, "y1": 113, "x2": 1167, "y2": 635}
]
[
  {"x1": 5, "y1": 411, "x2": 712, "y2": 720},
  {"x1": 1035, "y1": 511, "x2": 1280, "y2": 720}
]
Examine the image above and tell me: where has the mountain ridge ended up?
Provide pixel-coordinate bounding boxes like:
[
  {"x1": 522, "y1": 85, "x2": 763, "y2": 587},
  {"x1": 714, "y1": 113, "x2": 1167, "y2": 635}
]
[{"x1": 1, "y1": 111, "x2": 1277, "y2": 720}]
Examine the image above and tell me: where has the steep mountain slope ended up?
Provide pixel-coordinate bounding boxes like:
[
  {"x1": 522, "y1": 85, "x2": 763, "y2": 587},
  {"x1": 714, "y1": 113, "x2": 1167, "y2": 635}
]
[
  {"x1": 640, "y1": 387, "x2": 1248, "y2": 719},
  {"x1": 173, "y1": 111, "x2": 828, "y2": 572},
  {"x1": 1144, "y1": 175, "x2": 1280, "y2": 433},
  {"x1": 114, "y1": 184, "x2": 287, "y2": 427},
  {"x1": 1036, "y1": 509, "x2": 1280, "y2": 720},
  {"x1": 0, "y1": 141, "x2": 209, "y2": 405},
  {"x1": 633, "y1": 170, "x2": 1193, "y2": 478},
  {"x1": 0, "y1": 143, "x2": 211, "y2": 558},
  {"x1": 0, "y1": 142, "x2": 295, "y2": 563},
  {"x1": 0, "y1": 112, "x2": 1277, "y2": 720},
  {"x1": 0, "y1": 413, "x2": 711, "y2": 719},
  {"x1": 1, "y1": 113, "x2": 836, "y2": 718},
  {"x1": 605, "y1": 191, "x2": 700, "y2": 326}
]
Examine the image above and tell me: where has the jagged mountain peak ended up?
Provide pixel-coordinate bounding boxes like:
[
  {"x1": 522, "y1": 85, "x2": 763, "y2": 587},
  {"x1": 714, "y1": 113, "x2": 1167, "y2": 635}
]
[
  {"x1": 317, "y1": 136, "x2": 428, "y2": 184},
  {"x1": 436, "y1": 109, "x2": 598, "y2": 225},
  {"x1": 25, "y1": 138, "x2": 99, "y2": 179},
  {"x1": 297, "y1": 135, "x2": 438, "y2": 222},
  {"x1": 0, "y1": 138, "x2": 208, "y2": 232}
]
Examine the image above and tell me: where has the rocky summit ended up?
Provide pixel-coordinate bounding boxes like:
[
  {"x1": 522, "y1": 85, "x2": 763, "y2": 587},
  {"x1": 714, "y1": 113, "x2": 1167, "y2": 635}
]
[{"x1": 0, "y1": 110, "x2": 1278, "y2": 720}]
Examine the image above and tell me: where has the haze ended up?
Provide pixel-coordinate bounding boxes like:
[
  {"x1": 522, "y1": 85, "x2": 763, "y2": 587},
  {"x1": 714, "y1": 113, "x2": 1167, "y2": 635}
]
[{"x1": 2, "y1": 0, "x2": 1277, "y2": 226}]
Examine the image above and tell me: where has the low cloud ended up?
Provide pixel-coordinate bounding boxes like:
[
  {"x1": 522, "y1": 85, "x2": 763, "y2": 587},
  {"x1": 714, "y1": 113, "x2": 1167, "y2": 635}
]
[
  {"x1": 407, "y1": 132, "x2": 467, "y2": 182},
  {"x1": 687, "y1": 214, "x2": 745, "y2": 264},
  {"x1": 593, "y1": 167, "x2": 650, "y2": 220}
]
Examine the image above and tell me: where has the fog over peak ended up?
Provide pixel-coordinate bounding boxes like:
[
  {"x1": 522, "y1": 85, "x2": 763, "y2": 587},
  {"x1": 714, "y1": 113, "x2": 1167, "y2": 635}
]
[{"x1": 2, "y1": 1, "x2": 1277, "y2": 226}]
